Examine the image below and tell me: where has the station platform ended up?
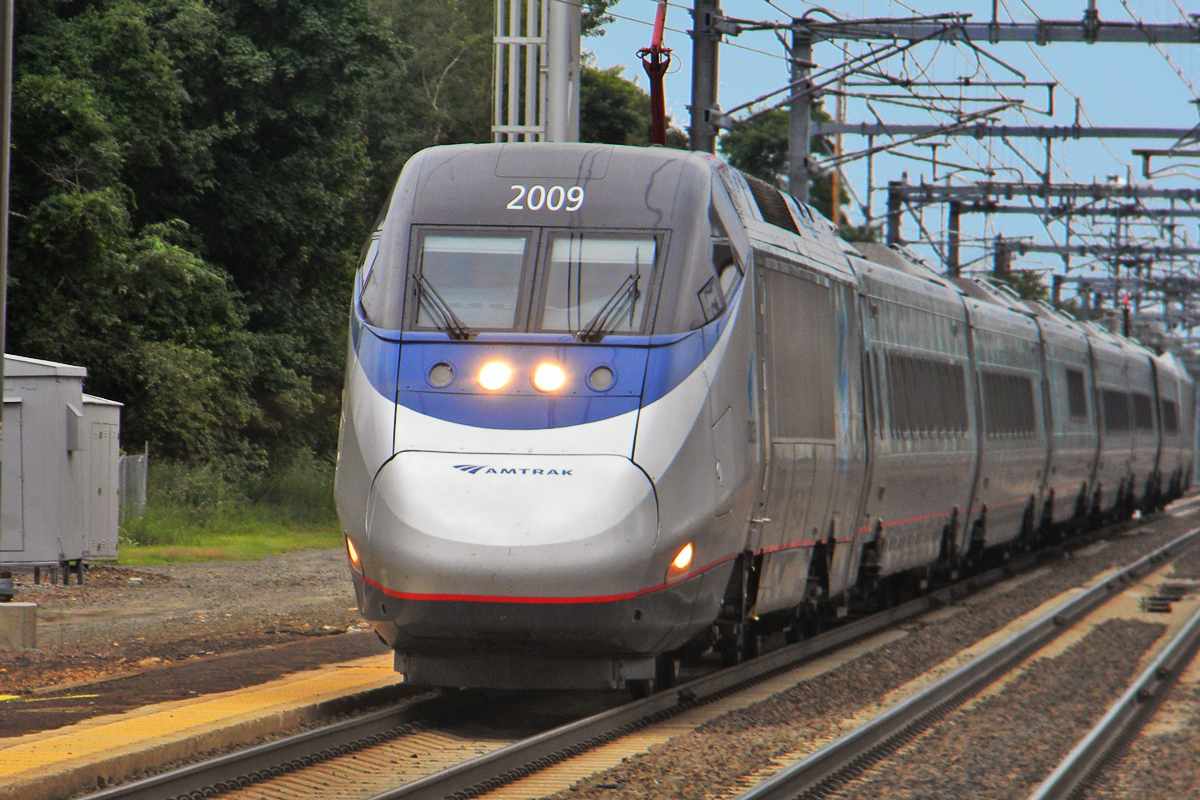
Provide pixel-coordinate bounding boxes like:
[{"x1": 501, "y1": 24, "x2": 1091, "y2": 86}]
[{"x1": 0, "y1": 653, "x2": 402, "y2": 800}]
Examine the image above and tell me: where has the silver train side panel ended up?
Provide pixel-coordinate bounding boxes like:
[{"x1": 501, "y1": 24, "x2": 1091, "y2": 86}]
[{"x1": 851, "y1": 260, "x2": 976, "y2": 578}]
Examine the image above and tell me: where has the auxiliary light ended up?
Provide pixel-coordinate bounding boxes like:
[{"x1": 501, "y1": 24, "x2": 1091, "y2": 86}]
[{"x1": 666, "y1": 542, "x2": 694, "y2": 582}]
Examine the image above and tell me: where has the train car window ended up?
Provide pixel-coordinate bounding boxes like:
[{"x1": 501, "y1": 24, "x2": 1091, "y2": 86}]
[
  {"x1": 1162, "y1": 398, "x2": 1180, "y2": 435},
  {"x1": 413, "y1": 231, "x2": 532, "y2": 331},
  {"x1": 1132, "y1": 392, "x2": 1155, "y2": 431},
  {"x1": 1065, "y1": 368, "x2": 1088, "y2": 421},
  {"x1": 981, "y1": 370, "x2": 1036, "y2": 438},
  {"x1": 1102, "y1": 389, "x2": 1131, "y2": 432},
  {"x1": 538, "y1": 233, "x2": 658, "y2": 335},
  {"x1": 886, "y1": 352, "x2": 968, "y2": 436},
  {"x1": 764, "y1": 271, "x2": 834, "y2": 439},
  {"x1": 743, "y1": 176, "x2": 800, "y2": 234}
]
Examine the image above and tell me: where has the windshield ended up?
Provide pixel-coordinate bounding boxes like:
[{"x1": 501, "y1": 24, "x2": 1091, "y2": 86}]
[
  {"x1": 414, "y1": 232, "x2": 530, "y2": 330},
  {"x1": 539, "y1": 234, "x2": 657, "y2": 334}
]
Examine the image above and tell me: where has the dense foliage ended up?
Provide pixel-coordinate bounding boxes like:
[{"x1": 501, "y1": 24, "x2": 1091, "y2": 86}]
[
  {"x1": 10, "y1": 0, "x2": 392, "y2": 479},
  {"x1": 718, "y1": 107, "x2": 868, "y2": 238},
  {"x1": 580, "y1": 62, "x2": 687, "y2": 148},
  {"x1": 6, "y1": 0, "x2": 855, "y2": 491}
]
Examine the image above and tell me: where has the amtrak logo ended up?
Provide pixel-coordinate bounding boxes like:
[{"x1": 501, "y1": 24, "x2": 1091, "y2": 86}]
[{"x1": 453, "y1": 464, "x2": 573, "y2": 476}]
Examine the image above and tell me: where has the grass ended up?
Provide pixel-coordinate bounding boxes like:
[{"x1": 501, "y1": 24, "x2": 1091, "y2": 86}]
[
  {"x1": 117, "y1": 455, "x2": 343, "y2": 565},
  {"x1": 117, "y1": 521, "x2": 342, "y2": 565}
]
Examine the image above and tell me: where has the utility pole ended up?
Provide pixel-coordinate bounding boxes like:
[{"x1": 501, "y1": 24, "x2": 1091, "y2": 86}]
[
  {"x1": 788, "y1": 27, "x2": 812, "y2": 201},
  {"x1": 886, "y1": 180, "x2": 906, "y2": 245},
  {"x1": 0, "y1": 0, "x2": 11, "y2": 529},
  {"x1": 545, "y1": 0, "x2": 580, "y2": 142},
  {"x1": 946, "y1": 200, "x2": 962, "y2": 278},
  {"x1": 689, "y1": 0, "x2": 721, "y2": 152}
]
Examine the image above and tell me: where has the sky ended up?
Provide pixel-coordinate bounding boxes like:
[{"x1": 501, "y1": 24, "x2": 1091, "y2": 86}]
[{"x1": 583, "y1": 0, "x2": 1200, "y2": 303}]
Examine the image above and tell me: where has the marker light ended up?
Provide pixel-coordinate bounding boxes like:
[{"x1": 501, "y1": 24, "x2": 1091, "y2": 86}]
[
  {"x1": 588, "y1": 365, "x2": 616, "y2": 391},
  {"x1": 666, "y1": 542, "x2": 694, "y2": 582},
  {"x1": 532, "y1": 362, "x2": 567, "y2": 392},
  {"x1": 345, "y1": 536, "x2": 362, "y2": 573},
  {"x1": 478, "y1": 361, "x2": 513, "y2": 391}
]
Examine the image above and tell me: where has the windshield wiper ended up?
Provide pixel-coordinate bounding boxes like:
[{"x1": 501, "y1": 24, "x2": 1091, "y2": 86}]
[
  {"x1": 576, "y1": 274, "x2": 641, "y2": 343},
  {"x1": 415, "y1": 274, "x2": 474, "y2": 340}
]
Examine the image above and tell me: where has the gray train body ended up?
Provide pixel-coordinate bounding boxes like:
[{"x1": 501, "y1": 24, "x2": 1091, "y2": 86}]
[{"x1": 335, "y1": 143, "x2": 1196, "y2": 690}]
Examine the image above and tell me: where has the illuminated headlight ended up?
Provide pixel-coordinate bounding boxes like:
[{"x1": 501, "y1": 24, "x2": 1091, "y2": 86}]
[
  {"x1": 478, "y1": 361, "x2": 513, "y2": 391},
  {"x1": 532, "y1": 362, "x2": 567, "y2": 392},
  {"x1": 666, "y1": 542, "x2": 694, "y2": 582},
  {"x1": 345, "y1": 536, "x2": 363, "y2": 573}
]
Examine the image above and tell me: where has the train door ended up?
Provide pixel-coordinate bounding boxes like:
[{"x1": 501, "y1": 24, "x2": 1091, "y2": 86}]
[{"x1": 752, "y1": 264, "x2": 837, "y2": 615}]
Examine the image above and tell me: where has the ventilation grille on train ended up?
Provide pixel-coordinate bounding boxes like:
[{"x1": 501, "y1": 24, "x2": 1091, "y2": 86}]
[{"x1": 743, "y1": 176, "x2": 800, "y2": 234}]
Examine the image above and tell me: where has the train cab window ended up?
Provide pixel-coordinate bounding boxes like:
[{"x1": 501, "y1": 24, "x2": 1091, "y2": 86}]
[
  {"x1": 1132, "y1": 393, "x2": 1155, "y2": 431},
  {"x1": 1065, "y1": 368, "x2": 1088, "y2": 421},
  {"x1": 1163, "y1": 398, "x2": 1180, "y2": 435},
  {"x1": 713, "y1": 238, "x2": 742, "y2": 297},
  {"x1": 412, "y1": 230, "x2": 532, "y2": 332},
  {"x1": 538, "y1": 233, "x2": 658, "y2": 335}
]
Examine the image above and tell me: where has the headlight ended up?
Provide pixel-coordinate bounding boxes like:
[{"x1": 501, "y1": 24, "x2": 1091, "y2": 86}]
[
  {"x1": 532, "y1": 362, "x2": 567, "y2": 392},
  {"x1": 478, "y1": 361, "x2": 513, "y2": 391}
]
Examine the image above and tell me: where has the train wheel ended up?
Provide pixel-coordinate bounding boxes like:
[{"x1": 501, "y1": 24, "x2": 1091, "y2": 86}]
[
  {"x1": 655, "y1": 655, "x2": 679, "y2": 690},
  {"x1": 628, "y1": 679, "x2": 654, "y2": 699}
]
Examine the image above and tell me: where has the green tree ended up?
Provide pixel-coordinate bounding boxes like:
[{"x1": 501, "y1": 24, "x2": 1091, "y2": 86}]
[
  {"x1": 718, "y1": 107, "x2": 850, "y2": 223},
  {"x1": 996, "y1": 269, "x2": 1050, "y2": 302},
  {"x1": 582, "y1": 0, "x2": 618, "y2": 36},
  {"x1": 9, "y1": 0, "x2": 389, "y2": 470},
  {"x1": 580, "y1": 62, "x2": 687, "y2": 148}
]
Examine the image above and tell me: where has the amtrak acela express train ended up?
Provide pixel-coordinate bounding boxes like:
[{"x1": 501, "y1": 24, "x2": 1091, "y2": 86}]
[{"x1": 335, "y1": 143, "x2": 1196, "y2": 692}]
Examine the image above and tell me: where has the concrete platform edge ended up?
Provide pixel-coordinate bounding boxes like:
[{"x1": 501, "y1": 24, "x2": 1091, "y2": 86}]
[{"x1": 0, "y1": 681, "x2": 409, "y2": 800}]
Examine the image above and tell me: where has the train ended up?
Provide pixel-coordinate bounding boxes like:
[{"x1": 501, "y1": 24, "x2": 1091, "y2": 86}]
[{"x1": 335, "y1": 142, "x2": 1196, "y2": 693}]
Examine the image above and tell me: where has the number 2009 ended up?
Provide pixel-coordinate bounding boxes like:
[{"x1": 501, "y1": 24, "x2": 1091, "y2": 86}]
[{"x1": 507, "y1": 184, "x2": 584, "y2": 211}]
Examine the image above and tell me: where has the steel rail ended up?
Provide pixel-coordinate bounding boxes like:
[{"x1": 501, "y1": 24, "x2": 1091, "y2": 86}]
[
  {"x1": 1026, "y1": 595, "x2": 1200, "y2": 800},
  {"x1": 76, "y1": 694, "x2": 442, "y2": 800},
  {"x1": 362, "y1": 546, "x2": 1087, "y2": 800},
  {"x1": 731, "y1": 525, "x2": 1200, "y2": 800},
  {"x1": 72, "y1": 521, "x2": 1150, "y2": 800}
]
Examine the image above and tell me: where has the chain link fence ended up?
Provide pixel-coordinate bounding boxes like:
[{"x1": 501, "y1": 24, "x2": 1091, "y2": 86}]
[{"x1": 119, "y1": 454, "x2": 149, "y2": 522}]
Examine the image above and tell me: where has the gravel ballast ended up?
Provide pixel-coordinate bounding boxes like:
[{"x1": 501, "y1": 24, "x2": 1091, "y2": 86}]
[
  {"x1": 542, "y1": 523, "x2": 1198, "y2": 800},
  {"x1": 824, "y1": 618, "x2": 1167, "y2": 800}
]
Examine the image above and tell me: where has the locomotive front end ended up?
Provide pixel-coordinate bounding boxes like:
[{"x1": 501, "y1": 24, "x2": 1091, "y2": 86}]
[{"x1": 337, "y1": 143, "x2": 746, "y2": 689}]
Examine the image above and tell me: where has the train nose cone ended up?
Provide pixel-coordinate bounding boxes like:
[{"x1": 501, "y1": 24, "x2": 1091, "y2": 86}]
[{"x1": 364, "y1": 452, "x2": 659, "y2": 599}]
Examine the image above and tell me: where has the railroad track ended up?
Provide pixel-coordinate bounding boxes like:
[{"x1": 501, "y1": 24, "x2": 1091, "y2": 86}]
[
  {"x1": 728, "y1": 526, "x2": 1200, "y2": 800},
  {"x1": 1028, "y1": 583, "x2": 1200, "y2": 800},
  {"x1": 77, "y1": 522, "x2": 1193, "y2": 800}
]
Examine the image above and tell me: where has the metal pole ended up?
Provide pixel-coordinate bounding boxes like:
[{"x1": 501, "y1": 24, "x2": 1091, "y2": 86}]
[
  {"x1": 689, "y1": 0, "x2": 720, "y2": 152},
  {"x1": 0, "y1": 0, "x2": 11, "y2": 521},
  {"x1": 994, "y1": 235, "x2": 1011, "y2": 277},
  {"x1": 545, "y1": 0, "x2": 580, "y2": 141},
  {"x1": 886, "y1": 180, "x2": 903, "y2": 245},
  {"x1": 788, "y1": 26, "x2": 812, "y2": 199},
  {"x1": 947, "y1": 200, "x2": 962, "y2": 278}
]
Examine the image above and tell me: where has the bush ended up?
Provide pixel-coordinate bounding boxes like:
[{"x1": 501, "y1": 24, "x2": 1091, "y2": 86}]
[{"x1": 120, "y1": 451, "x2": 337, "y2": 550}]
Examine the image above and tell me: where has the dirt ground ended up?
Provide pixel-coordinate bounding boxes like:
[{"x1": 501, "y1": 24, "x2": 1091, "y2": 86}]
[{"x1": 0, "y1": 548, "x2": 394, "y2": 737}]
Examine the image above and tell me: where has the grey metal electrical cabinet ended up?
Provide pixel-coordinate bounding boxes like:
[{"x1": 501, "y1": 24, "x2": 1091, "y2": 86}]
[
  {"x1": 1, "y1": 355, "x2": 123, "y2": 575},
  {"x1": 84, "y1": 395, "x2": 122, "y2": 562}
]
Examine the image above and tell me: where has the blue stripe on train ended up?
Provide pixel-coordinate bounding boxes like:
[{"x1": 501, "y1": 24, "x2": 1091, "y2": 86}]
[{"x1": 349, "y1": 288, "x2": 735, "y2": 430}]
